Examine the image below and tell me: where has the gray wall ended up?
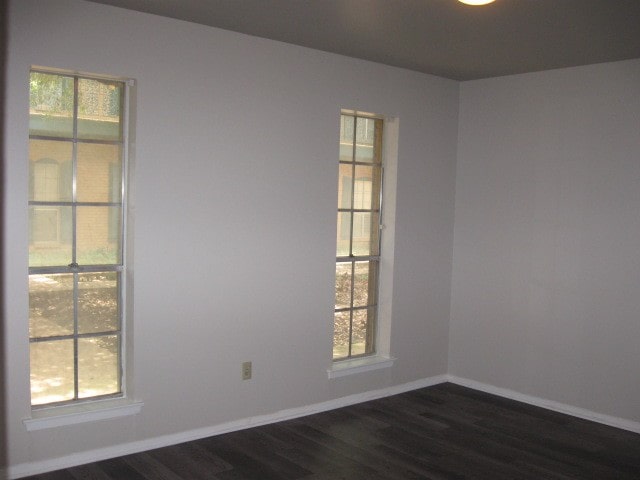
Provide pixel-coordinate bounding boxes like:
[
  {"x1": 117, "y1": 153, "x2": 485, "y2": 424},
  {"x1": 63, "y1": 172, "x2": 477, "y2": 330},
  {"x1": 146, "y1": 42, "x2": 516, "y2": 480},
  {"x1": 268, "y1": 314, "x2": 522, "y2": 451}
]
[
  {"x1": 451, "y1": 59, "x2": 640, "y2": 422},
  {"x1": 4, "y1": 0, "x2": 458, "y2": 470}
]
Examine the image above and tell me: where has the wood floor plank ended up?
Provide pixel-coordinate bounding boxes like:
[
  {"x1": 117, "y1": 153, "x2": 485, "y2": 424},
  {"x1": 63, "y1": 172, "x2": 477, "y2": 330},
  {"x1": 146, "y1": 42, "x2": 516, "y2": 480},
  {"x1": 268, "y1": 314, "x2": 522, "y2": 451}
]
[
  {"x1": 67, "y1": 463, "x2": 114, "y2": 480},
  {"x1": 92, "y1": 458, "x2": 148, "y2": 480},
  {"x1": 27, "y1": 472, "x2": 75, "y2": 480},
  {"x1": 146, "y1": 442, "x2": 231, "y2": 479},
  {"x1": 120, "y1": 452, "x2": 185, "y2": 480},
  {"x1": 204, "y1": 431, "x2": 312, "y2": 479},
  {"x1": 280, "y1": 420, "x2": 431, "y2": 480}
]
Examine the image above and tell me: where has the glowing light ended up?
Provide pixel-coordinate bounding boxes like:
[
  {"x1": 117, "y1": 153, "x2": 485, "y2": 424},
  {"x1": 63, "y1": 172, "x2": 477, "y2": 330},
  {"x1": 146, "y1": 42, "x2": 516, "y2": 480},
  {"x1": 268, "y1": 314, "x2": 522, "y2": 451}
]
[{"x1": 458, "y1": 0, "x2": 496, "y2": 5}]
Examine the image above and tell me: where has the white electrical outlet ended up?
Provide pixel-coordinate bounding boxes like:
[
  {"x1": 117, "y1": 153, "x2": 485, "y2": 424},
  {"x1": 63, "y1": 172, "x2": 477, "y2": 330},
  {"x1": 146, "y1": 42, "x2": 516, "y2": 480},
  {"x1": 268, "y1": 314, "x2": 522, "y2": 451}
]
[{"x1": 242, "y1": 361, "x2": 252, "y2": 380}]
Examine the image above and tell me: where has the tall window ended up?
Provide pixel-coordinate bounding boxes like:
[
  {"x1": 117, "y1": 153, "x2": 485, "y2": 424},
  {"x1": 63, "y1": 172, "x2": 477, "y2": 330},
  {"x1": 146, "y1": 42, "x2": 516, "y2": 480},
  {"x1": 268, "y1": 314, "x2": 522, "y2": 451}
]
[
  {"x1": 334, "y1": 113, "x2": 383, "y2": 360},
  {"x1": 28, "y1": 70, "x2": 128, "y2": 406}
]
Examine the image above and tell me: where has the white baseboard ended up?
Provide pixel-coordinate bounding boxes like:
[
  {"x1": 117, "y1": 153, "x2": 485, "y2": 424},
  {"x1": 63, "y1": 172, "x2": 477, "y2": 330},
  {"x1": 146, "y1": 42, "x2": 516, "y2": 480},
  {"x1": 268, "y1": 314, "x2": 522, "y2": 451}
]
[
  {"x1": 447, "y1": 375, "x2": 640, "y2": 435},
  {"x1": 7, "y1": 374, "x2": 448, "y2": 479}
]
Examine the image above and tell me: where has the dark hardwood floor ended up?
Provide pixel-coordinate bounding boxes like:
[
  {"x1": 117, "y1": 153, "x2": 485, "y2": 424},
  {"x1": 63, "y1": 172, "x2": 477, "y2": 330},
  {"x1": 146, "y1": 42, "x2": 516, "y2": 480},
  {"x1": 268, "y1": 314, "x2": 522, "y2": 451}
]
[{"x1": 24, "y1": 383, "x2": 640, "y2": 479}]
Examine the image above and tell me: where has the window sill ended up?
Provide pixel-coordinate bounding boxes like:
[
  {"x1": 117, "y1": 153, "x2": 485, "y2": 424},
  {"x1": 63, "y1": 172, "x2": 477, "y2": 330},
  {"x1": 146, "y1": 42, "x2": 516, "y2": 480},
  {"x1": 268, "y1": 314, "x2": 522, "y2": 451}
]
[
  {"x1": 24, "y1": 398, "x2": 144, "y2": 431},
  {"x1": 327, "y1": 355, "x2": 396, "y2": 379}
]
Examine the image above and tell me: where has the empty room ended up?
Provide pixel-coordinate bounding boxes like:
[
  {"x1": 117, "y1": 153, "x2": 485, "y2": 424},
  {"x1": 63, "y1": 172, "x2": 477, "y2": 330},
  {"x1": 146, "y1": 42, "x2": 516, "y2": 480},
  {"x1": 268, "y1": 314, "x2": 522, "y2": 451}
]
[{"x1": 2, "y1": 0, "x2": 640, "y2": 478}]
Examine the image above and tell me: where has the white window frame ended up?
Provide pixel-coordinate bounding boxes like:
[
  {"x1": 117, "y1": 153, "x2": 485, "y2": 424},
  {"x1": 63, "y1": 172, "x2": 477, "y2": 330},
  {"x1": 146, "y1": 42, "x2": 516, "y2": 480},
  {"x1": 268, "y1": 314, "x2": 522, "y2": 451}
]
[
  {"x1": 329, "y1": 110, "x2": 398, "y2": 377},
  {"x1": 25, "y1": 68, "x2": 141, "y2": 425}
]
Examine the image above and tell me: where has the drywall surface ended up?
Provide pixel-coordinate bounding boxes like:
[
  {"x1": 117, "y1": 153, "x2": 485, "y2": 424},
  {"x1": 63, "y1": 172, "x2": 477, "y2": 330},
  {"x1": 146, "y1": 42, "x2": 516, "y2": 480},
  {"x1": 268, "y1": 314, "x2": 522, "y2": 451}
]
[
  {"x1": 450, "y1": 59, "x2": 640, "y2": 422},
  {"x1": 4, "y1": 0, "x2": 457, "y2": 470}
]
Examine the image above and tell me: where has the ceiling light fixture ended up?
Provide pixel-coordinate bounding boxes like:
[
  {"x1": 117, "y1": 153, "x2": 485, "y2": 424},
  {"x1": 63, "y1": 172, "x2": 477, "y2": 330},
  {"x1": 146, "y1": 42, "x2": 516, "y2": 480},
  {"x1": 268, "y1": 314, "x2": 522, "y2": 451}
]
[{"x1": 458, "y1": 0, "x2": 496, "y2": 5}]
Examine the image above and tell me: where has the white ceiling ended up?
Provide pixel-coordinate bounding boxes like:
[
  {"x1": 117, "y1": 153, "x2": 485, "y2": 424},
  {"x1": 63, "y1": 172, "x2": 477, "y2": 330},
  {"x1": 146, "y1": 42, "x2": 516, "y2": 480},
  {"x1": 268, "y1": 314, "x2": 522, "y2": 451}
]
[{"x1": 85, "y1": 0, "x2": 640, "y2": 80}]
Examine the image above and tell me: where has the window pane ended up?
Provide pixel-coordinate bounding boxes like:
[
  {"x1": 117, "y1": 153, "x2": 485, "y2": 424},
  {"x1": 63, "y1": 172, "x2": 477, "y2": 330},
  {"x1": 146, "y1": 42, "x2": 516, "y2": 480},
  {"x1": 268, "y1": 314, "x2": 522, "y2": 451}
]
[
  {"x1": 77, "y1": 143, "x2": 122, "y2": 203},
  {"x1": 353, "y1": 261, "x2": 378, "y2": 308},
  {"x1": 29, "y1": 139, "x2": 73, "y2": 202},
  {"x1": 337, "y1": 163, "x2": 353, "y2": 210},
  {"x1": 30, "y1": 339, "x2": 74, "y2": 405},
  {"x1": 353, "y1": 165, "x2": 381, "y2": 210},
  {"x1": 333, "y1": 311, "x2": 351, "y2": 360},
  {"x1": 31, "y1": 207, "x2": 63, "y2": 242},
  {"x1": 355, "y1": 117, "x2": 374, "y2": 146},
  {"x1": 354, "y1": 117, "x2": 373, "y2": 163},
  {"x1": 354, "y1": 118, "x2": 381, "y2": 164},
  {"x1": 77, "y1": 206, "x2": 122, "y2": 265},
  {"x1": 335, "y1": 262, "x2": 352, "y2": 309},
  {"x1": 78, "y1": 78, "x2": 122, "y2": 141},
  {"x1": 78, "y1": 272, "x2": 119, "y2": 334},
  {"x1": 29, "y1": 72, "x2": 74, "y2": 138},
  {"x1": 351, "y1": 211, "x2": 380, "y2": 256},
  {"x1": 339, "y1": 115, "x2": 354, "y2": 161},
  {"x1": 29, "y1": 274, "x2": 74, "y2": 338},
  {"x1": 78, "y1": 335, "x2": 120, "y2": 398},
  {"x1": 336, "y1": 212, "x2": 351, "y2": 256},
  {"x1": 355, "y1": 146, "x2": 374, "y2": 164},
  {"x1": 29, "y1": 205, "x2": 72, "y2": 267},
  {"x1": 351, "y1": 308, "x2": 375, "y2": 356}
]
